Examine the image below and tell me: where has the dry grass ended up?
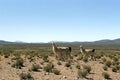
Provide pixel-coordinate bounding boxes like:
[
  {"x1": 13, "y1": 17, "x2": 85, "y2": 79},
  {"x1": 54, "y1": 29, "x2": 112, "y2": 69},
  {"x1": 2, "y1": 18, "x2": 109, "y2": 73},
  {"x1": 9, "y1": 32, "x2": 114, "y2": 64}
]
[{"x1": 0, "y1": 44, "x2": 120, "y2": 80}]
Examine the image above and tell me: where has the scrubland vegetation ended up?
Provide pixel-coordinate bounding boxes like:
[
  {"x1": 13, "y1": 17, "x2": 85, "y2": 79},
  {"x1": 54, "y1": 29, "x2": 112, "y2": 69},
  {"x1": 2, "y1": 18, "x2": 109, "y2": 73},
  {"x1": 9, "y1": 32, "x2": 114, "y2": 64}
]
[{"x1": 0, "y1": 43, "x2": 120, "y2": 80}]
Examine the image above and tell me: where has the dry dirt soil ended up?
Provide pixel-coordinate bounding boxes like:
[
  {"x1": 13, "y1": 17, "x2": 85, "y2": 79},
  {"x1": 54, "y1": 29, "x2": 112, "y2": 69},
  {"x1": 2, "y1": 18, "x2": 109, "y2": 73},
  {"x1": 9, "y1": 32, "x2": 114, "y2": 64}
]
[{"x1": 0, "y1": 55, "x2": 120, "y2": 80}]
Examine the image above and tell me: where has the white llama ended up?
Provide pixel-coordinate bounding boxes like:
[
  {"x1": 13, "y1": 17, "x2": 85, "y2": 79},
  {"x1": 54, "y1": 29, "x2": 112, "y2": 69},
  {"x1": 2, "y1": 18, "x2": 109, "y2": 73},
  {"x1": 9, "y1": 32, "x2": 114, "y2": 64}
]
[
  {"x1": 80, "y1": 45, "x2": 96, "y2": 61},
  {"x1": 52, "y1": 41, "x2": 71, "y2": 60}
]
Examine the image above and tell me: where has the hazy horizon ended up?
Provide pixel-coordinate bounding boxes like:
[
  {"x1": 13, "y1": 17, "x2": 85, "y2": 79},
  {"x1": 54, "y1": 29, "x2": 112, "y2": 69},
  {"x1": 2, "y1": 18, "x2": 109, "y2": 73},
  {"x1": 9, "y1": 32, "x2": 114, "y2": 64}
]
[
  {"x1": 1, "y1": 38, "x2": 120, "y2": 43},
  {"x1": 0, "y1": 0, "x2": 120, "y2": 42}
]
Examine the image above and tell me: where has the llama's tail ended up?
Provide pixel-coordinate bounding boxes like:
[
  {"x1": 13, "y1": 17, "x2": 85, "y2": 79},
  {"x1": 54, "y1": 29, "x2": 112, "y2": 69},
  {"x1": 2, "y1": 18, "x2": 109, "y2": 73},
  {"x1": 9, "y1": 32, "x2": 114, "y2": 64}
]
[
  {"x1": 69, "y1": 47, "x2": 72, "y2": 52},
  {"x1": 92, "y1": 49, "x2": 95, "y2": 52}
]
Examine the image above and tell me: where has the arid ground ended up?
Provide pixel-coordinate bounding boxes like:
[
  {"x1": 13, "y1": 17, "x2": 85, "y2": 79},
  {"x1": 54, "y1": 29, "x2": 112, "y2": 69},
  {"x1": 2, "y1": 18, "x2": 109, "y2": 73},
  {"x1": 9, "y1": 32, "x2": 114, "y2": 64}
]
[{"x1": 0, "y1": 44, "x2": 120, "y2": 80}]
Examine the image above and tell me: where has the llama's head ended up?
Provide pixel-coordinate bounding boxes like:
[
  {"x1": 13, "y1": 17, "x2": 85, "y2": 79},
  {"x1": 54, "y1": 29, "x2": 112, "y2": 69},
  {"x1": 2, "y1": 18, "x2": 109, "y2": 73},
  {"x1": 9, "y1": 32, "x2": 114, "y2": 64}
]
[
  {"x1": 80, "y1": 45, "x2": 83, "y2": 48},
  {"x1": 51, "y1": 41, "x2": 54, "y2": 44},
  {"x1": 80, "y1": 45, "x2": 84, "y2": 53}
]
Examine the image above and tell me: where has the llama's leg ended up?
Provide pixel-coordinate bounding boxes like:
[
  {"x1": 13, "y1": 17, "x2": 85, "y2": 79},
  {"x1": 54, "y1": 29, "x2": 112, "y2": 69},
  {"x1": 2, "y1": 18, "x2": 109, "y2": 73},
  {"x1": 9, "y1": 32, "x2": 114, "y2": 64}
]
[
  {"x1": 54, "y1": 53, "x2": 56, "y2": 58},
  {"x1": 91, "y1": 54, "x2": 96, "y2": 61},
  {"x1": 83, "y1": 54, "x2": 86, "y2": 58},
  {"x1": 56, "y1": 52, "x2": 60, "y2": 60},
  {"x1": 90, "y1": 55, "x2": 93, "y2": 61},
  {"x1": 87, "y1": 54, "x2": 91, "y2": 61},
  {"x1": 64, "y1": 52, "x2": 69, "y2": 61},
  {"x1": 86, "y1": 54, "x2": 89, "y2": 60},
  {"x1": 84, "y1": 55, "x2": 87, "y2": 60},
  {"x1": 63, "y1": 52, "x2": 66, "y2": 60},
  {"x1": 57, "y1": 53, "x2": 60, "y2": 60},
  {"x1": 55, "y1": 55, "x2": 58, "y2": 59},
  {"x1": 91, "y1": 54, "x2": 94, "y2": 61},
  {"x1": 89, "y1": 55, "x2": 92, "y2": 61},
  {"x1": 58, "y1": 52, "x2": 64, "y2": 60},
  {"x1": 69, "y1": 54, "x2": 72, "y2": 59},
  {"x1": 93, "y1": 55, "x2": 96, "y2": 61},
  {"x1": 66, "y1": 53, "x2": 70, "y2": 61},
  {"x1": 55, "y1": 53, "x2": 58, "y2": 59}
]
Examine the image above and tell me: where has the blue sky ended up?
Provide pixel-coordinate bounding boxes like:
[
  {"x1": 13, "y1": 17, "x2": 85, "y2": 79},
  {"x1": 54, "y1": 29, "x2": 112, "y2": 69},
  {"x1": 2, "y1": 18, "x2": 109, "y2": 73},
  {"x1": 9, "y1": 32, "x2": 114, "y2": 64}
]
[{"x1": 0, "y1": 0, "x2": 120, "y2": 42}]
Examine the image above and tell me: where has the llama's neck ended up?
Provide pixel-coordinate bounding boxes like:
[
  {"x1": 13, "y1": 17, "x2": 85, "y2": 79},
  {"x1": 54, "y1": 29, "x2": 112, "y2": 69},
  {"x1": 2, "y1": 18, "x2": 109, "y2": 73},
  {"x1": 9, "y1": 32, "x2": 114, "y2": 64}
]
[
  {"x1": 80, "y1": 47, "x2": 86, "y2": 53},
  {"x1": 52, "y1": 42, "x2": 58, "y2": 51}
]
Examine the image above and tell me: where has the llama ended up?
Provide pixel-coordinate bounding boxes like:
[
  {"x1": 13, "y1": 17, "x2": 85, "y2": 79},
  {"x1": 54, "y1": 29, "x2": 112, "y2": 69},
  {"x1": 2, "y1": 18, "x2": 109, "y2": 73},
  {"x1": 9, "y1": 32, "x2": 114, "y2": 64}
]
[
  {"x1": 80, "y1": 45, "x2": 96, "y2": 61},
  {"x1": 52, "y1": 41, "x2": 71, "y2": 60}
]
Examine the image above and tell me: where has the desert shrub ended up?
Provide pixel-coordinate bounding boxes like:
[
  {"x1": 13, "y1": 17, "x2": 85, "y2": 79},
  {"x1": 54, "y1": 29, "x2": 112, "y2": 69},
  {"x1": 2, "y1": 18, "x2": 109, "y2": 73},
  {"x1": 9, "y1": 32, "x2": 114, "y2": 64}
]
[
  {"x1": 52, "y1": 69, "x2": 60, "y2": 75},
  {"x1": 4, "y1": 53, "x2": 10, "y2": 58},
  {"x1": 112, "y1": 61, "x2": 117, "y2": 66},
  {"x1": 112, "y1": 61, "x2": 120, "y2": 66},
  {"x1": 12, "y1": 57, "x2": 24, "y2": 69},
  {"x1": 19, "y1": 72, "x2": 34, "y2": 80},
  {"x1": 40, "y1": 53, "x2": 49, "y2": 62},
  {"x1": 11, "y1": 54, "x2": 21, "y2": 61},
  {"x1": 115, "y1": 65, "x2": 120, "y2": 70},
  {"x1": 57, "y1": 61, "x2": 62, "y2": 65},
  {"x1": 73, "y1": 52, "x2": 79, "y2": 57},
  {"x1": 100, "y1": 52, "x2": 104, "y2": 57},
  {"x1": 2, "y1": 49, "x2": 13, "y2": 58},
  {"x1": 44, "y1": 63, "x2": 54, "y2": 72},
  {"x1": 31, "y1": 64, "x2": 41, "y2": 72},
  {"x1": 112, "y1": 67, "x2": 117, "y2": 72},
  {"x1": 70, "y1": 66, "x2": 72, "y2": 69},
  {"x1": 105, "y1": 53, "x2": 111, "y2": 57},
  {"x1": 73, "y1": 51, "x2": 82, "y2": 57},
  {"x1": 115, "y1": 62, "x2": 120, "y2": 65},
  {"x1": 105, "y1": 61, "x2": 111, "y2": 67},
  {"x1": 16, "y1": 58, "x2": 24, "y2": 66},
  {"x1": 95, "y1": 53, "x2": 102, "y2": 59},
  {"x1": 43, "y1": 59, "x2": 49, "y2": 62},
  {"x1": 112, "y1": 57, "x2": 118, "y2": 62},
  {"x1": 82, "y1": 57, "x2": 88, "y2": 63},
  {"x1": 83, "y1": 65, "x2": 91, "y2": 73},
  {"x1": 77, "y1": 55, "x2": 83, "y2": 60},
  {"x1": 101, "y1": 57, "x2": 106, "y2": 63},
  {"x1": 58, "y1": 56, "x2": 65, "y2": 61},
  {"x1": 103, "y1": 66, "x2": 108, "y2": 71},
  {"x1": 76, "y1": 64, "x2": 81, "y2": 69},
  {"x1": 108, "y1": 55, "x2": 114, "y2": 59},
  {"x1": 36, "y1": 53, "x2": 48, "y2": 62},
  {"x1": 65, "y1": 62, "x2": 71, "y2": 67},
  {"x1": 13, "y1": 52, "x2": 21, "y2": 59},
  {"x1": 102, "y1": 72, "x2": 110, "y2": 79},
  {"x1": 78, "y1": 69, "x2": 88, "y2": 78}
]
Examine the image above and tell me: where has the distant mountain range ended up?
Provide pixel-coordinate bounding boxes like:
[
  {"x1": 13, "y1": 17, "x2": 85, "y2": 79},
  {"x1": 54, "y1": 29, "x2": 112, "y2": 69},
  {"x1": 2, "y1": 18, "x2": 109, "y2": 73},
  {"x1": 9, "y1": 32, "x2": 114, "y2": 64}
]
[
  {"x1": 0, "y1": 40, "x2": 25, "y2": 44},
  {"x1": 0, "y1": 38, "x2": 120, "y2": 45},
  {"x1": 93, "y1": 39, "x2": 120, "y2": 45}
]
